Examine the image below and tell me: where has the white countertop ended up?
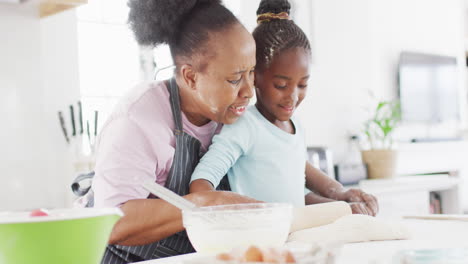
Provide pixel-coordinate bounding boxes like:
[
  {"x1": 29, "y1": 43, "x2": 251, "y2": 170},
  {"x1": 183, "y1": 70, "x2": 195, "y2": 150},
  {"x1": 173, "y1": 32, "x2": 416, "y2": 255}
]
[
  {"x1": 134, "y1": 218, "x2": 468, "y2": 264},
  {"x1": 336, "y1": 218, "x2": 468, "y2": 264},
  {"x1": 355, "y1": 174, "x2": 460, "y2": 195}
]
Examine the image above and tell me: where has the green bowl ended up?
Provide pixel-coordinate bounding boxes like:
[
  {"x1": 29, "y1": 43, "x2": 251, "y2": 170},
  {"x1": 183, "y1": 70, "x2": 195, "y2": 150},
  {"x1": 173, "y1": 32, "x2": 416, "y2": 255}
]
[{"x1": 0, "y1": 208, "x2": 123, "y2": 264}]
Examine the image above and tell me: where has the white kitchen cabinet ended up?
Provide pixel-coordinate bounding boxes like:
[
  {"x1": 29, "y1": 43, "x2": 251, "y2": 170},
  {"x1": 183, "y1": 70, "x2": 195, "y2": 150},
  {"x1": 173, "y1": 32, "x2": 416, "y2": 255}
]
[
  {"x1": 352, "y1": 174, "x2": 462, "y2": 218},
  {"x1": 395, "y1": 141, "x2": 468, "y2": 212},
  {"x1": 349, "y1": 140, "x2": 468, "y2": 217}
]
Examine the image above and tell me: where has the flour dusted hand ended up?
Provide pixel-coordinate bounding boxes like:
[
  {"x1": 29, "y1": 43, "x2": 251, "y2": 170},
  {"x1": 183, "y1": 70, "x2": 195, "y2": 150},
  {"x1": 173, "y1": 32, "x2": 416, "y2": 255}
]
[{"x1": 335, "y1": 189, "x2": 379, "y2": 216}]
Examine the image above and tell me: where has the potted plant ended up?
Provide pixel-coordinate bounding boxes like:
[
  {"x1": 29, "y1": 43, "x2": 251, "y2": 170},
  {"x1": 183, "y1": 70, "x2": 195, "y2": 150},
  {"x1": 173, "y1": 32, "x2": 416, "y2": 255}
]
[{"x1": 361, "y1": 100, "x2": 401, "y2": 179}]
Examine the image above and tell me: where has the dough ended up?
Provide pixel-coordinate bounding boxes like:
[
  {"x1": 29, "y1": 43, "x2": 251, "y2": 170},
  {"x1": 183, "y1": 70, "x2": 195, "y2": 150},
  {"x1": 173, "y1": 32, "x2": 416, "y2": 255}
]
[
  {"x1": 288, "y1": 214, "x2": 411, "y2": 244},
  {"x1": 290, "y1": 201, "x2": 352, "y2": 233}
]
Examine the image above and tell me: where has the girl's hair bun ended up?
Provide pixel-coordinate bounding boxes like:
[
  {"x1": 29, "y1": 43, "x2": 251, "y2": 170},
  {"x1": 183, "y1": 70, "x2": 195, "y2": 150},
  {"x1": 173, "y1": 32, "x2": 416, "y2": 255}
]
[{"x1": 256, "y1": 0, "x2": 291, "y2": 16}]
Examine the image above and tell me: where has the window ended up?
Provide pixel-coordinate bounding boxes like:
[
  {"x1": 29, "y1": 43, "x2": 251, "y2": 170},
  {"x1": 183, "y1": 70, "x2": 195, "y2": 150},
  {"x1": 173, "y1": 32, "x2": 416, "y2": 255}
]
[
  {"x1": 76, "y1": 1, "x2": 250, "y2": 136},
  {"x1": 76, "y1": 0, "x2": 142, "y2": 138}
]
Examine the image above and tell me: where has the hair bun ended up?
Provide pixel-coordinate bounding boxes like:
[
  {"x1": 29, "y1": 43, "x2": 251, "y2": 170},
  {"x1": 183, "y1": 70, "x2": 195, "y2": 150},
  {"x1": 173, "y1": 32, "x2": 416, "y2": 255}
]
[
  {"x1": 128, "y1": 0, "x2": 222, "y2": 46},
  {"x1": 256, "y1": 0, "x2": 291, "y2": 16}
]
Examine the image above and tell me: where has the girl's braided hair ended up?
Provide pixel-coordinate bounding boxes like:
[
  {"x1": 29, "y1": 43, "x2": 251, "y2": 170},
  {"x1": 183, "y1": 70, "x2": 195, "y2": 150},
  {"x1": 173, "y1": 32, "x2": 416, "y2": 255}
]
[{"x1": 253, "y1": 0, "x2": 311, "y2": 71}]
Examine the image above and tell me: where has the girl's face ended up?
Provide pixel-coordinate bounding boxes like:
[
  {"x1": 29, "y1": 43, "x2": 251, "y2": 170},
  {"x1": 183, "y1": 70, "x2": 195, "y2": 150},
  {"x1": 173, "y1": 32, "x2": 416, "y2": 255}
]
[
  {"x1": 191, "y1": 23, "x2": 257, "y2": 125},
  {"x1": 255, "y1": 47, "x2": 311, "y2": 123}
]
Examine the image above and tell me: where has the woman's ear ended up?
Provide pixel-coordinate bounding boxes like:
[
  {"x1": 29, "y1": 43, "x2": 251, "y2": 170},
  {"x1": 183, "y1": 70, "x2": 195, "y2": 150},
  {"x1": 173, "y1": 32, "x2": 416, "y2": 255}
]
[
  {"x1": 180, "y1": 64, "x2": 197, "y2": 90},
  {"x1": 253, "y1": 70, "x2": 262, "y2": 88}
]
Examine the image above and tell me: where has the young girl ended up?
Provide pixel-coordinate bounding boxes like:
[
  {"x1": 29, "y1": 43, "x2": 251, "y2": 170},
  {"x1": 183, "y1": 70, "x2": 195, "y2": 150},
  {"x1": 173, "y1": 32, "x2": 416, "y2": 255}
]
[{"x1": 190, "y1": 0, "x2": 378, "y2": 215}]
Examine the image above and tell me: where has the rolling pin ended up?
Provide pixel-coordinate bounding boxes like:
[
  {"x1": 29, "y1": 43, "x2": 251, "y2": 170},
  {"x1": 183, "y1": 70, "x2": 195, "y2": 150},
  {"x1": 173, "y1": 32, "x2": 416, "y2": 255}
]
[{"x1": 290, "y1": 201, "x2": 352, "y2": 233}]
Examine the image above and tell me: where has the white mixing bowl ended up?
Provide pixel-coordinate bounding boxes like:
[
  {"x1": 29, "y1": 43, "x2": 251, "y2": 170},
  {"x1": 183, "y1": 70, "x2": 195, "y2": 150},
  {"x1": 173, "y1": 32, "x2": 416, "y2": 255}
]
[{"x1": 183, "y1": 203, "x2": 293, "y2": 254}]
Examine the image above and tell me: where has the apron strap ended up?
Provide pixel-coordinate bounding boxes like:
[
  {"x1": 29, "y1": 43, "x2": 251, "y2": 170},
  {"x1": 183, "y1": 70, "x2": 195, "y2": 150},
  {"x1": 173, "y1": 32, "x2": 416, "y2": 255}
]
[{"x1": 167, "y1": 78, "x2": 184, "y2": 134}]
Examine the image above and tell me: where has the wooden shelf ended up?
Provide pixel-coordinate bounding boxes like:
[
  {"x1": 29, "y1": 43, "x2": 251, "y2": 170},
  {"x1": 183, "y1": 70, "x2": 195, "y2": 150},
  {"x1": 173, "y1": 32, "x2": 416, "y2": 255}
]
[{"x1": 39, "y1": 0, "x2": 87, "y2": 18}]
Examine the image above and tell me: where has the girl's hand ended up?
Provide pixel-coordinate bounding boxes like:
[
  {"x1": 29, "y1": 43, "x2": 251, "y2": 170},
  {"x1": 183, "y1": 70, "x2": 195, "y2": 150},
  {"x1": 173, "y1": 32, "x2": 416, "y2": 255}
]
[
  {"x1": 335, "y1": 189, "x2": 379, "y2": 216},
  {"x1": 349, "y1": 202, "x2": 376, "y2": 216}
]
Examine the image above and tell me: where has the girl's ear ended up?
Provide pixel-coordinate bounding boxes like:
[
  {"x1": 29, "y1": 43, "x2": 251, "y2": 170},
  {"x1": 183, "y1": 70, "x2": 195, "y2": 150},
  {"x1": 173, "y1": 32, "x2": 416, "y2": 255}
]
[{"x1": 180, "y1": 64, "x2": 197, "y2": 90}]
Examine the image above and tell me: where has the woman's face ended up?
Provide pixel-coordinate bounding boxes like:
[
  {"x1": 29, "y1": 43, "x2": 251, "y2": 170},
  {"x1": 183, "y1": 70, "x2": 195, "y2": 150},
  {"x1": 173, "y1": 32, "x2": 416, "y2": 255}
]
[
  {"x1": 255, "y1": 47, "x2": 311, "y2": 123},
  {"x1": 192, "y1": 24, "x2": 256, "y2": 125}
]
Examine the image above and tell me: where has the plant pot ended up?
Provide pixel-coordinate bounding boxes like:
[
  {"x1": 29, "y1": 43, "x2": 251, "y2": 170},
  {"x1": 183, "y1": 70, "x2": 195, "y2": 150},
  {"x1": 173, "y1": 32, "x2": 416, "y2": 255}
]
[{"x1": 361, "y1": 149, "x2": 398, "y2": 179}]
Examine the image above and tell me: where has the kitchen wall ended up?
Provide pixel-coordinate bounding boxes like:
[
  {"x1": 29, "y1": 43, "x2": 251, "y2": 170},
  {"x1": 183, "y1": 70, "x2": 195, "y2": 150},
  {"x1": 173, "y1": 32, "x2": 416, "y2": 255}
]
[
  {"x1": 295, "y1": 0, "x2": 374, "y2": 164},
  {"x1": 0, "y1": 0, "x2": 466, "y2": 211},
  {"x1": 234, "y1": 0, "x2": 466, "y2": 163},
  {"x1": 369, "y1": 0, "x2": 467, "y2": 141},
  {"x1": 0, "y1": 3, "x2": 79, "y2": 211},
  {"x1": 321, "y1": 0, "x2": 465, "y2": 162},
  {"x1": 236, "y1": 0, "x2": 467, "y2": 163},
  {"x1": 236, "y1": 0, "x2": 468, "y2": 210},
  {"x1": 230, "y1": 0, "x2": 373, "y2": 164},
  {"x1": 40, "y1": 8, "x2": 81, "y2": 208}
]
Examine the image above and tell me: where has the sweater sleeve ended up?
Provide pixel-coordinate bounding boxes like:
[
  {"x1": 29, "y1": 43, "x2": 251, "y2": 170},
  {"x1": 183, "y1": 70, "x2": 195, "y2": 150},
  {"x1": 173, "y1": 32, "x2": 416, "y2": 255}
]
[
  {"x1": 92, "y1": 116, "x2": 157, "y2": 208},
  {"x1": 190, "y1": 116, "x2": 254, "y2": 188}
]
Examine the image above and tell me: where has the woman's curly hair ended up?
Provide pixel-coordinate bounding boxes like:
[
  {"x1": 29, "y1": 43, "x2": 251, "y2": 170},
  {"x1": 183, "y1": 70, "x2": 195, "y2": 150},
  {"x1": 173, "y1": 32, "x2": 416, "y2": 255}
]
[{"x1": 128, "y1": 0, "x2": 239, "y2": 63}]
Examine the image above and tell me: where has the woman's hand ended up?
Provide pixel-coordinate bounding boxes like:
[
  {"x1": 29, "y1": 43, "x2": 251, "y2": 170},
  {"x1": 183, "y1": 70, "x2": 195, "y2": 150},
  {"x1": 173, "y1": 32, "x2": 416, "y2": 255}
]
[
  {"x1": 334, "y1": 189, "x2": 379, "y2": 216},
  {"x1": 189, "y1": 179, "x2": 261, "y2": 206},
  {"x1": 186, "y1": 190, "x2": 261, "y2": 207}
]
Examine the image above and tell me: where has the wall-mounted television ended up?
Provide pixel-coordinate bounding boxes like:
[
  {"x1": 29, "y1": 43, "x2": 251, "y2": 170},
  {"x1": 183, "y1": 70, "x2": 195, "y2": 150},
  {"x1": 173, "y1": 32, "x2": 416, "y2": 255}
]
[{"x1": 398, "y1": 52, "x2": 460, "y2": 125}]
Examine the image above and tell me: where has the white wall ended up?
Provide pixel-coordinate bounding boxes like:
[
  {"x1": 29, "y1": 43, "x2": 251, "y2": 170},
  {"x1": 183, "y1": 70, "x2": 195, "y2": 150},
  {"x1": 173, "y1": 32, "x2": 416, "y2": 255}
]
[
  {"x1": 0, "y1": 3, "x2": 43, "y2": 211},
  {"x1": 1, "y1": 0, "x2": 466, "y2": 211},
  {"x1": 296, "y1": 0, "x2": 375, "y2": 164},
  {"x1": 40, "y1": 9, "x2": 81, "y2": 208},
  {"x1": 247, "y1": 0, "x2": 466, "y2": 164},
  {"x1": 0, "y1": 3, "x2": 79, "y2": 211},
  {"x1": 232, "y1": 0, "x2": 375, "y2": 163},
  {"x1": 370, "y1": 0, "x2": 467, "y2": 140},
  {"x1": 234, "y1": 1, "x2": 468, "y2": 211}
]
